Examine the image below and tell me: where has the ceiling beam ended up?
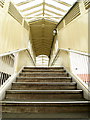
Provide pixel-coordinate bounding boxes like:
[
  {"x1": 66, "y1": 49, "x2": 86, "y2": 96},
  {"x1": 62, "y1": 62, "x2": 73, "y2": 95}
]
[
  {"x1": 32, "y1": 42, "x2": 52, "y2": 45},
  {"x1": 52, "y1": 0, "x2": 71, "y2": 7},
  {"x1": 33, "y1": 43, "x2": 51, "y2": 46},
  {"x1": 16, "y1": 0, "x2": 35, "y2": 6},
  {"x1": 28, "y1": 18, "x2": 43, "y2": 23},
  {"x1": 26, "y1": 16, "x2": 62, "y2": 19},
  {"x1": 34, "y1": 45, "x2": 51, "y2": 49},
  {"x1": 32, "y1": 37, "x2": 53, "y2": 39},
  {"x1": 23, "y1": 9, "x2": 43, "y2": 16},
  {"x1": 35, "y1": 48, "x2": 50, "y2": 51},
  {"x1": 35, "y1": 13, "x2": 43, "y2": 16},
  {"x1": 45, "y1": 9, "x2": 63, "y2": 16},
  {"x1": 33, "y1": 41, "x2": 52, "y2": 44},
  {"x1": 44, "y1": 18, "x2": 58, "y2": 23},
  {"x1": 44, "y1": 13, "x2": 52, "y2": 16},
  {"x1": 29, "y1": 18, "x2": 57, "y2": 24},
  {"x1": 36, "y1": 53, "x2": 49, "y2": 56},
  {"x1": 45, "y1": 2, "x2": 67, "y2": 12},
  {"x1": 30, "y1": 24, "x2": 55, "y2": 27},
  {"x1": 34, "y1": 46, "x2": 51, "y2": 49},
  {"x1": 20, "y1": 3, "x2": 43, "y2": 12},
  {"x1": 26, "y1": 13, "x2": 43, "y2": 19},
  {"x1": 44, "y1": 13, "x2": 62, "y2": 19},
  {"x1": 43, "y1": 1, "x2": 45, "y2": 16}
]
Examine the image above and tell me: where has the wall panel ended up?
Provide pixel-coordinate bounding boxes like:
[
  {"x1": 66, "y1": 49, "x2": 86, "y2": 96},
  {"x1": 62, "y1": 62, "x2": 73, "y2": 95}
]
[
  {"x1": 0, "y1": 7, "x2": 29, "y2": 54},
  {"x1": 57, "y1": 12, "x2": 88, "y2": 53}
]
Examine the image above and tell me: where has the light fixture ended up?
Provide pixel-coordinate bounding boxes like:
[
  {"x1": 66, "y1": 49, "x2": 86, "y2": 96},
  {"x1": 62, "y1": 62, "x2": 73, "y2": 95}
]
[{"x1": 53, "y1": 29, "x2": 57, "y2": 36}]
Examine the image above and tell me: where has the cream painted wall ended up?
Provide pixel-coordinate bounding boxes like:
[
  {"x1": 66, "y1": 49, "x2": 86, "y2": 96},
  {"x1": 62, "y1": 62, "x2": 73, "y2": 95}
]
[
  {"x1": 50, "y1": 50, "x2": 70, "y2": 70},
  {"x1": 50, "y1": 2, "x2": 88, "y2": 70},
  {"x1": 57, "y1": 11, "x2": 88, "y2": 53},
  {"x1": 0, "y1": 7, "x2": 29, "y2": 54},
  {"x1": 14, "y1": 50, "x2": 35, "y2": 72},
  {"x1": 0, "y1": 4, "x2": 35, "y2": 74},
  {"x1": 57, "y1": 51, "x2": 70, "y2": 70}
]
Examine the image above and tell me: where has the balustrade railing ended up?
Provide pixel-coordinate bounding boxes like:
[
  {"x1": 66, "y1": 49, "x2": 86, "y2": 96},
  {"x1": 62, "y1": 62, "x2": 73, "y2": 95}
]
[
  {"x1": 0, "y1": 72, "x2": 11, "y2": 86},
  {"x1": 49, "y1": 48, "x2": 90, "y2": 86},
  {"x1": 0, "y1": 48, "x2": 35, "y2": 87}
]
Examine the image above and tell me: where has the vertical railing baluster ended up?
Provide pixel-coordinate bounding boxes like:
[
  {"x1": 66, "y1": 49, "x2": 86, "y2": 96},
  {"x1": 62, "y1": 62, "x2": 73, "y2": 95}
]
[{"x1": 0, "y1": 71, "x2": 11, "y2": 86}]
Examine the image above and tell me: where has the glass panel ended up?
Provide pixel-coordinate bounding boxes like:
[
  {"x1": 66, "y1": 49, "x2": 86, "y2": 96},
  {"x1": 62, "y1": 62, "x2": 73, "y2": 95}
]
[
  {"x1": 45, "y1": 11, "x2": 61, "y2": 17},
  {"x1": 45, "y1": 0, "x2": 69, "y2": 11},
  {"x1": 13, "y1": 0, "x2": 25, "y2": 4},
  {"x1": 26, "y1": 11, "x2": 43, "y2": 17},
  {"x1": 12, "y1": 0, "x2": 77, "y2": 22},
  {"x1": 22, "y1": 6, "x2": 43, "y2": 15},
  {"x1": 62, "y1": 0, "x2": 77, "y2": 5},
  {"x1": 45, "y1": 6, "x2": 65, "y2": 15},
  {"x1": 26, "y1": 18, "x2": 42, "y2": 22},
  {"x1": 18, "y1": 0, "x2": 43, "y2": 10}
]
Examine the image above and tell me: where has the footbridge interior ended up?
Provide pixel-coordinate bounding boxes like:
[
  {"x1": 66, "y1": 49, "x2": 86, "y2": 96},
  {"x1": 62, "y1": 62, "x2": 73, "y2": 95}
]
[{"x1": 0, "y1": 0, "x2": 90, "y2": 119}]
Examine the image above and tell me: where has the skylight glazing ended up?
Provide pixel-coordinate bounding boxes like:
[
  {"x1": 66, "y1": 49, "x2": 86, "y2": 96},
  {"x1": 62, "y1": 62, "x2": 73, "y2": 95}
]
[{"x1": 12, "y1": 0, "x2": 77, "y2": 23}]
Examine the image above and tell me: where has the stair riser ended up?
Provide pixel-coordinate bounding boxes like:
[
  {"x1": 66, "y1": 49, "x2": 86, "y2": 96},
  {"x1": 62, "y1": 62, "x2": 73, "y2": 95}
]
[
  {"x1": 24, "y1": 67, "x2": 64, "y2": 70},
  {"x1": 12, "y1": 85, "x2": 76, "y2": 90},
  {"x1": 5, "y1": 93, "x2": 83, "y2": 100},
  {"x1": 2, "y1": 105, "x2": 88, "y2": 113},
  {"x1": 19, "y1": 74, "x2": 68, "y2": 77},
  {"x1": 22, "y1": 71, "x2": 66, "y2": 73},
  {"x1": 16, "y1": 78, "x2": 72, "y2": 83}
]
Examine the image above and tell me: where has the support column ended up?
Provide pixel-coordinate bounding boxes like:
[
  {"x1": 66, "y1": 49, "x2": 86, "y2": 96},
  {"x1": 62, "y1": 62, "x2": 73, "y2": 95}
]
[
  {"x1": 79, "y1": 0, "x2": 86, "y2": 15},
  {"x1": 14, "y1": 52, "x2": 19, "y2": 73},
  {"x1": 3, "y1": 0, "x2": 10, "y2": 12}
]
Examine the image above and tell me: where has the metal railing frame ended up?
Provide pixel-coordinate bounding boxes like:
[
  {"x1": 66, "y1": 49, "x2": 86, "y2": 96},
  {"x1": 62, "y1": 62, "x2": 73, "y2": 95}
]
[
  {"x1": 49, "y1": 48, "x2": 90, "y2": 66},
  {"x1": 0, "y1": 48, "x2": 35, "y2": 86}
]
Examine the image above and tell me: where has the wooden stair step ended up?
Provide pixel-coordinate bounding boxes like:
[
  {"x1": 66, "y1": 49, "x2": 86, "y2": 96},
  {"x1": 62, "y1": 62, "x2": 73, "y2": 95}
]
[
  {"x1": 23, "y1": 67, "x2": 64, "y2": 70},
  {"x1": 16, "y1": 77, "x2": 72, "y2": 82},
  {"x1": 1, "y1": 101, "x2": 89, "y2": 114},
  {"x1": 19, "y1": 73, "x2": 68, "y2": 77},
  {"x1": 22, "y1": 69, "x2": 66, "y2": 73},
  {"x1": 5, "y1": 90, "x2": 83, "y2": 100},
  {"x1": 12, "y1": 82, "x2": 77, "y2": 90}
]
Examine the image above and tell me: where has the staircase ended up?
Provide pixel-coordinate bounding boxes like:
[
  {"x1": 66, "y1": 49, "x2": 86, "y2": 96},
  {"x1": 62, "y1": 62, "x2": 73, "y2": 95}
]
[{"x1": 1, "y1": 67, "x2": 89, "y2": 119}]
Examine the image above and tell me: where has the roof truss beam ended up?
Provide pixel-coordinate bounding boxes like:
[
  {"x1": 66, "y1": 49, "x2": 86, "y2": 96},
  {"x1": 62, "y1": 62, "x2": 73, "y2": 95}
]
[
  {"x1": 52, "y1": 0, "x2": 71, "y2": 7},
  {"x1": 43, "y1": 1, "x2": 45, "y2": 16},
  {"x1": 24, "y1": 9, "x2": 43, "y2": 16},
  {"x1": 45, "y1": 9, "x2": 63, "y2": 16},
  {"x1": 44, "y1": 18, "x2": 58, "y2": 22},
  {"x1": 20, "y1": 3, "x2": 43, "y2": 12},
  {"x1": 45, "y1": 2, "x2": 67, "y2": 13},
  {"x1": 44, "y1": 13, "x2": 62, "y2": 19},
  {"x1": 16, "y1": 0, "x2": 35, "y2": 6},
  {"x1": 26, "y1": 16, "x2": 62, "y2": 19}
]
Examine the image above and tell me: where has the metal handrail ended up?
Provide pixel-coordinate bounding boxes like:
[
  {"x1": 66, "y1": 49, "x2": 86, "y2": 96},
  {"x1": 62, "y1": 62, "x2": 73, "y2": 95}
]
[
  {"x1": 60, "y1": 48, "x2": 90, "y2": 56},
  {"x1": 49, "y1": 48, "x2": 90, "y2": 66},
  {"x1": 0, "y1": 48, "x2": 36, "y2": 66},
  {"x1": 0, "y1": 48, "x2": 27, "y2": 57},
  {"x1": 26, "y1": 49, "x2": 36, "y2": 66},
  {"x1": 50, "y1": 49, "x2": 60, "y2": 66}
]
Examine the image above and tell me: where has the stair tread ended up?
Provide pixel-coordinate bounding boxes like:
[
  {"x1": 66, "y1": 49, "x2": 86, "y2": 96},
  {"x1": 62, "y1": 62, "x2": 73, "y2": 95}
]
[
  {"x1": 19, "y1": 72, "x2": 68, "y2": 75},
  {"x1": 1, "y1": 100, "x2": 88, "y2": 104},
  {"x1": 17, "y1": 77, "x2": 71, "y2": 79},
  {"x1": 24, "y1": 67, "x2": 64, "y2": 69},
  {"x1": 1, "y1": 66, "x2": 89, "y2": 118},
  {"x1": 13, "y1": 82, "x2": 76, "y2": 85},
  {"x1": 6, "y1": 90, "x2": 82, "y2": 93},
  {"x1": 22, "y1": 70, "x2": 65, "y2": 71}
]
